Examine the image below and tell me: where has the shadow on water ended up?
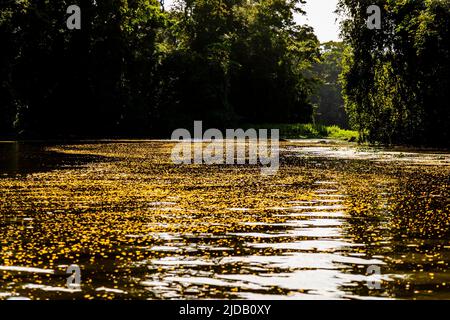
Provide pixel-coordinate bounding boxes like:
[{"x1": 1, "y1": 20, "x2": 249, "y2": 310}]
[{"x1": 0, "y1": 142, "x2": 115, "y2": 176}]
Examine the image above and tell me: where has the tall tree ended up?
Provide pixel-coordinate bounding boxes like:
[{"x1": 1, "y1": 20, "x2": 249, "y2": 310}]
[
  {"x1": 338, "y1": 0, "x2": 450, "y2": 146},
  {"x1": 158, "y1": 0, "x2": 320, "y2": 129},
  {"x1": 1, "y1": 0, "x2": 321, "y2": 137},
  {"x1": 229, "y1": 0, "x2": 319, "y2": 123},
  {"x1": 0, "y1": 0, "x2": 167, "y2": 137}
]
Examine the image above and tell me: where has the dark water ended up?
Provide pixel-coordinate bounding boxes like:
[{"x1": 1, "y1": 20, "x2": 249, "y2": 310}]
[
  {"x1": 0, "y1": 142, "x2": 110, "y2": 176},
  {"x1": 0, "y1": 140, "x2": 449, "y2": 300}
]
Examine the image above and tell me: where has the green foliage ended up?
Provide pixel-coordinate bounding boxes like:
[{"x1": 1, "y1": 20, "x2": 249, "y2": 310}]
[
  {"x1": 247, "y1": 123, "x2": 358, "y2": 140},
  {"x1": 338, "y1": 0, "x2": 450, "y2": 147},
  {"x1": 311, "y1": 41, "x2": 349, "y2": 128},
  {"x1": 228, "y1": 0, "x2": 320, "y2": 124},
  {"x1": 0, "y1": 0, "x2": 320, "y2": 138},
  {"x1": 0, "y1": 0, "x2": 167, "y2": 137},
  {"x1": 157, "y1": 0, "x2": 320, "y2": 132}
]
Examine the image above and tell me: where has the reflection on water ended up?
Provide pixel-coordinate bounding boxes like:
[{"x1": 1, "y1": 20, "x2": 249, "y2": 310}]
[
  {"x1": 0, "y1": 140, "x2": 449, "y2": 299},
  {"x1": 0, "y1": 142, "x2": 21, "y2": 174},
  {"x1": 0, "y1": 141, "x2": 112, "y2": 176},
  {"x1": 285, "y1": 144, "x2": 450, "y2": 165}
]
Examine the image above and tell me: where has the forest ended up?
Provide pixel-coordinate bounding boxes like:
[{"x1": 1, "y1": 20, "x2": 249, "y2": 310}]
[
  {"x1": 0, "y1": 0, "x2": 449, "y2": 147},
  {"x1": 338, "y1": 0, "x2": 450, "y2": 147},
  {"x1": 0, "y1": 1, "x2": 450, "y2": 302}
]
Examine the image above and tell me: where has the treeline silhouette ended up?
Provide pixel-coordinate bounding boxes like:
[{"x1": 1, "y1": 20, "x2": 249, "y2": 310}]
[
  {"x1": 338, "y1": 0, "x2": 450, "y2": 147},
  {"x1": 0, "y1": 0, "x2": 319, "y2": 138},
  {"x1": 1, "y1": 0, "x2": 448, "y2": 147}
]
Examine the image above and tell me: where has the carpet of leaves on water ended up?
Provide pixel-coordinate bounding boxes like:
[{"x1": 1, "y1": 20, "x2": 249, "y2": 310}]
[{"x1": 0, "y1": 141, "x2": 449, "y2": 299}]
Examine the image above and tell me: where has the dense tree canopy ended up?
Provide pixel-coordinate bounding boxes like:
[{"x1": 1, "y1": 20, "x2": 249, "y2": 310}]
[
  {"x1": 338, "y1": 0, "x2": 450, "y2": 147},
  {"x1": 0, "y1": 0, "x2": 168, "y2": 137},
  {"x1": 2, "y1": 0, "x2": 448, "y2": 146},
  {"x1": 0, "y1": 0, "x2": 319, "y2": 137}
]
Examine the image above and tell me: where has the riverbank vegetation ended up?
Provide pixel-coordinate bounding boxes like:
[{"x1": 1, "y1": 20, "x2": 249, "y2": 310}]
[
  {"x1": 0, "y1": 1, "x2": 448, "y2": 148},
  {"x1": 338, "y1": 0, "x2": 450, "y2": 147},
  {"x1": 0, "y1": 141, "x2": 448, "y2": 298},
  {"x1": 248, "y1": 123, "x2": 358, "y2": 140},
  {"x1": 0, "y1": 0, "x2": 319, "y2": 138}
]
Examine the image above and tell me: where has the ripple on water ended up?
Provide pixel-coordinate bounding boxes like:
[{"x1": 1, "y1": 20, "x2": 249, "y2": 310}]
[
  {"x1": 246, "y1": 240, "x2": 361, "y2": 251},
  {"x1": 22, "y1": 283, "x2": 81, "y2": 293},
  {"x1": 289, "y1": 205, "x2": 346, "y2": 211},
  {"x1": 287, "y1": 211, "x2": 347, "y2": 218},
  {"x1": 0, "y1": 266, "x2": 54, "y2": 274},
  {"x1": 2, "y1": 141, "x2": 447, "y2": 300}
]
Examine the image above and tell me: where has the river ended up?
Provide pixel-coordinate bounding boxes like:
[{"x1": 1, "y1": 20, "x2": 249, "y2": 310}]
[{"x1": 0, "y1": 140, "x2": 449, "y2": 299}]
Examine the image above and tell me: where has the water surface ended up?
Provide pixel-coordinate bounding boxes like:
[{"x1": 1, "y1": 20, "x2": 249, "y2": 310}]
[{"x1": 0, "y1": 140, "x2": 449, "y2": 299}]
